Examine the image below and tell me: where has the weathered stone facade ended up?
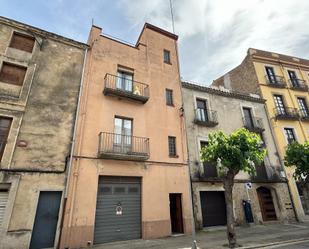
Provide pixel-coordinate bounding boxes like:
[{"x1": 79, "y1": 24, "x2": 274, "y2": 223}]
[
  {"x1": 182, "y1": 82, "x2": 295, "y2": 229},
  {"x1": 0, "y1": 17, "x2": 87, "y2": 249}
]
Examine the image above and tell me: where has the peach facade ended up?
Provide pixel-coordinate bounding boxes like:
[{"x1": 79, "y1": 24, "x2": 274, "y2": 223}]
[{"x1": 60, "y1": 24, "x2": 192, "y2": 248}]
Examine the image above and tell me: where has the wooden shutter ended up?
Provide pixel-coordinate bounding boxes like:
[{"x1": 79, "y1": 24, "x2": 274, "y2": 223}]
[
  {"x1": 9, "y1": 32, "x2": 35, "y2": 53},
  {"x1": 0, "y1": 190, "x2": 9, "y2": 226},
  {"x1": 0, "y1": 62, "x2": 27, "y2": 86}
]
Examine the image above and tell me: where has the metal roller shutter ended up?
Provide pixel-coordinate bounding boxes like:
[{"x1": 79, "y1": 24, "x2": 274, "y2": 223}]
[
  {"x1": 0, "y1": 189, "x2": 9, "y2": 226},
  {"x1": 94, "y1": 176, "x2": 141, "y2": 244}
]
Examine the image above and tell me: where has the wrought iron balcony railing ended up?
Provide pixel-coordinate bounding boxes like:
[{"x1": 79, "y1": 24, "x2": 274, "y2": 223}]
[
  {"x1": 103, "y1": 73, "x2": 149, "y2": 103},
  {"x1": 98, "y1": 132, "x2": 150, "y2": 161},
  {"x1": 243, "y1": 117, "x2": 265, "y2": 133},
  {"x1": 265, "y1": 75, "x2": 286, "y2": 88},
  {"x1": 194, "y1": 108, "x2": 218, "y2": 127},
  {"x1": 299, "y1": 110, "x2": 309, "y2": 121},
  {"x1": 274, "y1": 107, "x2": 299, "y2": 120},
  {"x1": 289, "y1": 79, "x2": 309, "y2": 92}
]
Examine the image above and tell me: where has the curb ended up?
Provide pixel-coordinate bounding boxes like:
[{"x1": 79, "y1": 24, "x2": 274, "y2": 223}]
[{"x1": 240, "y1": 238, "x2": 309, "y2": 248}]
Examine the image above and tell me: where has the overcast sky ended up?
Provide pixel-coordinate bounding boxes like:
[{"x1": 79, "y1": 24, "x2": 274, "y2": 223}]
[{"x1": 1, "y1": 0, "x2": 309, "y2": 85}]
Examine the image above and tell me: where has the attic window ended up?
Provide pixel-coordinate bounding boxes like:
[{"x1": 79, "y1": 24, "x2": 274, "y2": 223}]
[{"x1": 9, "y1": 32, "x2": 35, "y2": 53}]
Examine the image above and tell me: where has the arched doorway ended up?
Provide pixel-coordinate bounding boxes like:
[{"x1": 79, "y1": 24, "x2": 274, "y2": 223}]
[{"x1": 257, "y1": 187, "x2": 277, "y2": 221}]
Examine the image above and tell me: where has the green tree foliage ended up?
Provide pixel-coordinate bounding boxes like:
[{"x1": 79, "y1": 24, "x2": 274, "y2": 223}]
[
  {"x1": 284, "y1": 141, "x2": 309, "y2": 184},
  {"x1": 200, "y1": 128, "x2": 266, "y2": 248}
]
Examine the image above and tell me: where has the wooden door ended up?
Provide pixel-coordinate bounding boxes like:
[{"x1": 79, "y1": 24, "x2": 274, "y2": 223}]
[
  {"x1": 257, "y1": 187, "x2": 277, "y2": 221},
  {"x1": 169, "y1": 193, "x2": 184, "y2": 234}
]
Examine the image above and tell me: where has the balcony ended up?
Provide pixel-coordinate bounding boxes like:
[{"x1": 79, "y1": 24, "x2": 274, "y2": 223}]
[
  {"x1": 274, "y1": 107, "x2": 299, "y2": 120},
  {"x1": 194, "y1": 108, "x2": 218, "y2": 127},
  {"x1": 98, "y1": 132, "x2": 150, "y2": 161},
  {"x1": 243, "y1": 117, "x2": 265, "y2": 133},
  {"x1": 265, "y1": 75, "x2": 286, "y2": 88},
  {"x1": 299, "y1": 110, "x2": 309, "y2": 121},
  {"x1": 103, "y1": 74, "x2": 149, "y2": 103},
  {"x1": 289, "y1": 79, "x2": 309, "y2": 92}
]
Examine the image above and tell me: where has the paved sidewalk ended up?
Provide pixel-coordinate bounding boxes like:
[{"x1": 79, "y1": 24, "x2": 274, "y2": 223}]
[{"x1": 91, "y1": 221, "x2": 309, "y2": 249}]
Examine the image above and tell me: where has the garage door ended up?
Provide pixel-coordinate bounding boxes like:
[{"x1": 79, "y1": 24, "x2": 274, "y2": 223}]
[
  {"x1": 94, "y1": 176, "x2": 141, "y2": 244},
  {"x1": 200, "y1": 191, "x2": 226, "y2": 227}
]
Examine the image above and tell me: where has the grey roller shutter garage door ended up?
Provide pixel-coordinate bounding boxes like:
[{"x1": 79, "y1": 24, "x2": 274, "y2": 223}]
[{"x1": 94, "y1": 176, "x2": 141, "y2": 244}]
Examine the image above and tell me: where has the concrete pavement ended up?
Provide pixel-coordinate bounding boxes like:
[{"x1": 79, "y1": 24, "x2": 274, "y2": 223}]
[{"x1": 91, "y1": 221, "x2": 309, "y2": 249}]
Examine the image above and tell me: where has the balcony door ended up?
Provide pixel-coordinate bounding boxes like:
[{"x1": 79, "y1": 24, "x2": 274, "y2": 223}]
[
  {"x1": 298, "y1": 98, "x2": 309, "y2": 118},
  {"x1": 288, "y1": 70, "x2": 299, "y2": 87},
  {"x1": 243, "y1": 107, "x2": 254, "y2": 129},
  {"x1": 196, "y1": 99, "x2": 208, "y2": 122},
  {"x1": 273, "y1": 95, "x2": 286, "y2": 115},
  {"x1": 265, "y1": 66, "x2": 276, "y2": 84},
  {"x1": 114, "y1": 117, "x2": 132, "y2": 153},
  {"x1": 117, "y1": 71, "x2": 133, "y2": 92}
]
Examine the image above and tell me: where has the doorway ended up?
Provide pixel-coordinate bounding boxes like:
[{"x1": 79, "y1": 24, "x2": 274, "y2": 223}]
[
  {"x1": 257, "y1": 187, "x2": 277, "y2": 221},
  {"x1": 29, "y1": 191, "x2": 62, "y2": 249},
  {"x1": 169, "y1": 193, "x2": 184, "y2": 234}
]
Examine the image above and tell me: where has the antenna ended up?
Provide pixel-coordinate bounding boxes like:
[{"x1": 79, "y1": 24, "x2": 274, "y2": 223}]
[{"x1": 169, "y1": 0, "x2": 175, "y2": 33}]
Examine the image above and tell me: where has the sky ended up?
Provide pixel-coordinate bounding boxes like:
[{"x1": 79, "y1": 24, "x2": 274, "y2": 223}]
[{"x1": 1, "y1": 0, "x2": 309, "y2": 85}]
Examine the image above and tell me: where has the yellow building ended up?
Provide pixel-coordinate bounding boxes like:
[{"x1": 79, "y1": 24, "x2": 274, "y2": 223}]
[{"x1": 213, "y1": 48, "x2": 309, "y2": 221}]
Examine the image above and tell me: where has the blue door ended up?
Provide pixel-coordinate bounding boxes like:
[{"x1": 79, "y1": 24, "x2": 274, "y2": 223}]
[{"x1": 30, "y1": 191, "x2": 62, "y2": 249}]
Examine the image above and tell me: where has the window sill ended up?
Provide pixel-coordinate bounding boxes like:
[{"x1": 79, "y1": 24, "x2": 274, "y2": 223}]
[
  {"x1": 164, "y1": 61, "x2": 172, "y2": 65},
  {"x1": 169, "y1": 155, "x2": 179, "y2": 158},
  {"x1": 166, "y1": 104, "x2": 174, "y2": 107}
]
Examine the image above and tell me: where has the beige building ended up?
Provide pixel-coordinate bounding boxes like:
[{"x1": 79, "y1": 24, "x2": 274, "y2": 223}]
[
  {"x1": 60, "y1": 24, "x2": 192, "y2": 248},
  {"x1": 213, "y1": 48, "x2": 309, "y2": 219},
  {"x1": 0, "y1": 17, "x2": 87, "y2": 249},
  {"x1": 182, "y1": 82, "x2": 295, "y2": 229}
]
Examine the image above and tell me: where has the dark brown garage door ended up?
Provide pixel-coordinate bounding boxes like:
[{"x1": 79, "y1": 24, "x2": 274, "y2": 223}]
[{"x1": 200, "y1": 191, "x2": 226, "y2": 227}]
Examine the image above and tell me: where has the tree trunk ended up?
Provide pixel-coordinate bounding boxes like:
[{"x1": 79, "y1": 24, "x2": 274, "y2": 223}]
[{"x1": 223, "y1": 169, "x2": 238, "y2": 248}]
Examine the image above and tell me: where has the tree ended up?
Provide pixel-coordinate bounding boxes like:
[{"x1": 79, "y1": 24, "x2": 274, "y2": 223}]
[
  {"x1": 284, "y1": 141, "x2": 309, "y2": 214},
  {"x1": 200, "y1": 128, "x2": 266, "y2": 248}
]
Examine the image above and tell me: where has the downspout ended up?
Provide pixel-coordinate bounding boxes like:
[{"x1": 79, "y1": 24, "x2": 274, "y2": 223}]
[
  {"x1": 263, "y1": 104, "x2": 299, "y2": 222},
  {"x1": 57, "y1": 47, "x2": 88, "y2": 248},
  {"x1": 173, "y1": 38, "x2": 197, "y2": 249}
]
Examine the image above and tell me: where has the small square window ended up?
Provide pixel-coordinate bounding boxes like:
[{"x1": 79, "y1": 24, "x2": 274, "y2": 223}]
[
  {"x1": 9, "y1": 32, "x2": 35, "y2": 53},
  {"x1": 168, "y1": 136, "x2": 177, "y2": 157},
  {"x1": 0, "y1": 62, "x2": 27, "y2": 86},
  {"x1": 163, "y1": 49, "x2": 171, "y2": 64},
  {"x1": 166, "y1": 89, "x2": 173, "y2": 106}
]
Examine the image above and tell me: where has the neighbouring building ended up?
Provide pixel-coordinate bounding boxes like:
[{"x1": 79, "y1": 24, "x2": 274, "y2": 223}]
[
  {"x1": 182, "y1": 82, "x2": 295, "y2": 229},
  {"x1": 60, "y1": 23, "x2": 192, "y2": 248},
  {"x1": 0, "y1": 17, "x2": 87, "y2": 249},
  {"x1": 213, "y1": 48, "x2": 309, "y2": 219}
]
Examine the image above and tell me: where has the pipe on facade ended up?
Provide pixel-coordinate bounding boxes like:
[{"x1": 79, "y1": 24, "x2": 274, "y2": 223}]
[
  {"x1": 263, "y1": 104, "x2": 299, "y2": 222},
  {"x1": 57, "y1": 47, "x2": 88, "y2": 249}
]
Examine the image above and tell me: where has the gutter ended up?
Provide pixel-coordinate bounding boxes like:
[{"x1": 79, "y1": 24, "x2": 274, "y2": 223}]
[{"x1": 57, "y1": 47, "x2": 88, "y2": 248}]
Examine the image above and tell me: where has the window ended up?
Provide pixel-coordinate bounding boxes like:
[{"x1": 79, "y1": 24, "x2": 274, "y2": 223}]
[
  {"x1": 0, "y1": 189, "x2": 9, "y2": 226},
  {"x1": 265, "y1": 66, "x2": 277, "y2": 84},
  {"x1": 0, "y1": 117, "x2": 12, "y2": 161},
  {"x1": 288, "y1": 70, "x2": 299, "y2": 87},
  {"x1": 168, "y1": 136, "x2": 177, "y2": 157},
  {"x1": 196, "y1": 99, "x2": 208, "y2": 122},
  {"x1": 163, "y1": 49, "x2": 171, "y2": 64},
  {"x1": 9, "y1": 32, "x2": 35, "y2": 53},
  {"x1": 243, "y1": 107, "x2": 254, "y2": 129},
  {"x1": 284, "y1": 128, "x2": 296, "y2": 144},
  {"x1": 114, "y1": 117, "x2": 132, "y2": 153},
  {"x1": 297, "y1": 97, "x2": 309, "y2": 118},
  {"x1": 0, "y1": 62, "x2": 27, "y2": 86},
  {"x1": 200, "y1": 141, "x2": 217, "y2": 177},
  {"x1": 116, "y1": 71, "x2": 133, "y2": 92},
  {"x1": 273, "y1": 95, "x2": 286, "y2": 115},
  {"x1": 166, "y1": 89, "x2": 174, "y2": 106}
]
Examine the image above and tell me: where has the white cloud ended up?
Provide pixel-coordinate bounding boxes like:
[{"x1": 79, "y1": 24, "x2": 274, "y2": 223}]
[{"x1": 117, "y1": 0, "x2": 309, "y2": 85}]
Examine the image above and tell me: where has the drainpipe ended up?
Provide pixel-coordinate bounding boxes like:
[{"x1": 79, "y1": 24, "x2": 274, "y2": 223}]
[
  {"x1": 173, "y1": 38, "x2": 197, "y2": 248},
  {"x1": 263, "y1": 104, "x2": 299, "y2": 222},
  {"x1": 57, "y1": 47, "x2": 88, "y2": 248}
]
